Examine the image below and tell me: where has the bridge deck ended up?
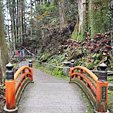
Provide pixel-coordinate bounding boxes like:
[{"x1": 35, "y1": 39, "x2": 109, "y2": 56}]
[{"x1": 18, "y1": 60, "x2": 88, "y2": 113}]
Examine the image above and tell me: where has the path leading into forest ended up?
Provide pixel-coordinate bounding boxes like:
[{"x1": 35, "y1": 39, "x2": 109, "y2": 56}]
[{"x1": 18, "y1": 60, "x2": 88, "y2": 113}]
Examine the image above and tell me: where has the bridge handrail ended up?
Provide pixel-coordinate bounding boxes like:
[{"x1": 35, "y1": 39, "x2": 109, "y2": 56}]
[
  {"x1": 70, "y1": 64, "x2": 108, "y2": 112},
  {"x1": 72, "y1": 66, "x2": 98, "y2": 82},
  {"x1": 14, "y1": 66, "x2": 33, "y2": 80},
  {"x1": 71, "y1": 72, "x2": 97, "y2": 95},
  {"x1": 4, "y1": 61, "x2": 33, "y2": 113}
]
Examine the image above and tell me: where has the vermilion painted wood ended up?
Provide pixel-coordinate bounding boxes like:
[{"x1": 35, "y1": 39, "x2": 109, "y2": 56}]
[
  {"x1": 15, "y1": 72, "x2": 32, "y2": 99},
  {"x1": 5, "y1": 66, "x2": 33, "y2": 110},
  {"x1": 70, "y1": 66, "x2": 108, "y2": 112},
  {"x1": 14, "y1": 66, "x2": 32, "y2": 80},
  {"x1": 72, "y1": 66, "x2": 98, "y2": 82},
  {"x1": 5, "y1": 80, "x2": 16, "y2": 109},
  {"x1": 71, "y1": 72, "x2": 97, "y2": 95}
]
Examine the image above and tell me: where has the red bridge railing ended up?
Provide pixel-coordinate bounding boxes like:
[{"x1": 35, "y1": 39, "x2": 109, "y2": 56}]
[
  {"x1": 70, "y1": 63, "x2": 108, "y2": 112},
  {"x1": 4, "y1": 60, "x2": 33, "y2": 113}
]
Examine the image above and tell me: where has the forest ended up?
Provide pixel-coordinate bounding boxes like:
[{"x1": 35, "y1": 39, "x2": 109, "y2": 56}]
[
  {"x1": 0, "y1": 0, "x2": 112, "y2": 66},
  {"x1": 0, "y1": 0, "x2": 113, "y2": 112},
  {"x1": 0, "y1": 0, "x2": 112, "y2": 71}
]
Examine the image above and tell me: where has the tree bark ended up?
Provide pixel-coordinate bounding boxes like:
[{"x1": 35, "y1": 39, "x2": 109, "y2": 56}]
[
  {"x1": 16, "y1": 0, "x2": 19, "y2": 46},
  {"x1": 21, "y1": 0, "x2": 24, "y2": 44},
  {"x1": 51, "y1": 0, "x2": 54, "y2": 4},
  {"x1": 59, "y1": 2, "x2": 63, "y2": 31},
  {"x1": 13, "y1": 0, "x2": 16, "y2": 50},
  {"x1": 77, "y1": 0, "x2": 109, "y2": 39},
  {"x1": 30, "y1": 0, "x2": 33, "y2": 39},
  {"x1": 78, "y1": 0, "x2": 86, "y2": 32},
  {"x1": 0, "y1": 2, "x2": 9, "y2": 82},
  {"x1": 61, "y1": 0, "x2": 65, "y2": 25},
  {"x1": 19, "y1": 0, "x2": 21, "y2": 45}
]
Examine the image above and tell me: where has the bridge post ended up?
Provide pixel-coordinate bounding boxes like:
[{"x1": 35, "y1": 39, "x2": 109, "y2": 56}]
[
  {"x1": 62, "y1": 61, "x2": 70, "y2": 76},
  {"x1": 29, "y1": 60, "x2": 33, "y2": 81},
  {"x1": 96, "y1": 63, "x2": 108, "y2": 112},
  {"x1": 4, "y1": 62, "x2": 18, "y2": 113},
  {"x1": 71, "y1": 59, "x2": 74, "y2": 68},
  {"x1": 70, "y1": 60, "x2": 75, "y2": 82}
]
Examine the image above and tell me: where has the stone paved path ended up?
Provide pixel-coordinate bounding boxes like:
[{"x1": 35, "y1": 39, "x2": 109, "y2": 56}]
[{"x1": 18, "y1": 60, "x2": 88, "y2": 113}]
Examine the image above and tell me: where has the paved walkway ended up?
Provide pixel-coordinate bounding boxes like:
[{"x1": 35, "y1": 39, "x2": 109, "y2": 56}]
[{"x1": 18, "y1": 60, "x2": 88, "y2": 113}]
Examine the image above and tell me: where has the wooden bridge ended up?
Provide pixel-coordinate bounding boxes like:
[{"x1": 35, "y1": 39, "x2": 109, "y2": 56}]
[{"x1": 3, "y1": 60, "x2": 108, "y2": 113}]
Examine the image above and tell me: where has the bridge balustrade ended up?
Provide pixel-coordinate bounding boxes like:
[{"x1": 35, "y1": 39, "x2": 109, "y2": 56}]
[
  {"x1": 3, "y1": 59, "x2": 108, "y2": 113},
  {"x1": 4, "y1": 61, "x2": 33, "y2": 113},
  {"x1": 70, "y1": 63, "x2": 108, "y2": 112}
]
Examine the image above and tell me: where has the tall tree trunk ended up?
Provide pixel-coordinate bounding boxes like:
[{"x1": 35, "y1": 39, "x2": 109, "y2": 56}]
[
  {"x1": 78, "y1": 0, "x2": 85, "y2": 33},
  {"x1": 76, "y1": 0, "x2": 109, "y2": 40},
  {"x1": 35, "y1": 0, "x2": 38, "y2": 32},
  {"x1": 8, "y1": 25, "x2": 11, "y2": 49},
  {"x1": 30, "y1": 0, "x2": 33, "y2": 39},
  {"x1": 21, "y1": 0, "x2": 24, "y2": 44},
  {"x1": 11, "y1": 22, "x2": 14, "y2": 50},
  {"x1": 110, "y1": 0, "x2": 113, "y2": 50},
  {"x1": 51, "y1": 0, "x2": 54, "y2": 4},
  {"x1": 59, "y1": 0, "x2": 65, "y2": 30},
  {"x1": 23, "y1": 8, "x2": 25, "y2": 43},
  {"x1": 7, "y1": 0, "x2": 15, "y2": 50},
  {"x1": 61, "y1": 0, "x2": 65, "y2": 25},
  {"x1": 35, "y1": 0, "x2": 44, "y2": 39},
  {"x1": 0, "y1": 2, "x2": 9, "y2": 83},
  {"x1": 0, "y1": 41, "x2": 2, "y2": 83},
  {"x1": 16, "y1": 0, "x2": 19, "y2": 46},
  {"x1": 19, "y1": 0, "x2": 21, "y2": 45},
  {"x1": 59, "y1": 2, "x2": 63, "y2": 31},
  {"x1": 13, "y1": 0, "x2": 16, "y2": 50}
]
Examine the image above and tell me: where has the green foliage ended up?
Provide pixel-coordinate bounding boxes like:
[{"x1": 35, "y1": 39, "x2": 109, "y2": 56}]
[
  {"x1": 90, "y1": 0, "x2": 109, "y2": 37},
  {"x1": 109, "y1": 53, "x2": 113, "y2": 68},
  {"x1": 71, "y1": 27, "x2": 78, "y2": 40},
  {"x1": 64, "y1": 1, "x2": 78, "y2": 22},
  {"x1": 33, "y1": 62, "x2": 68, "y2": 80},
  {"x1": 94, "y1": 60, "x2": 99, "y2": 65},
  {"x1": 39, "y1": 53, "x2": 50, "y2": 61},
  {"x1": 77, "y1": 33, "x2": 84, "y2": 41},
  {"x1": 1, "y1": 86, "x2": 5, "y2": 89},
  {"x1": 36, "y1": 3, "x2": 57, "y2": 12},
  {"x1": 90, "y1": 54, "x2": 100, "y2": 59},
  {"x1": 71, "y1": 19, "x2": 85, "y2": 41},
  {"x1": 49, "y1": 54, "x2": 66, "y2": 65},
  {"x1": 54, "y1": 68, "x2": 63, "y2": 77},
  {"x1": 75, "y1": 49, "x2": 82, "y2": 55},
  {"x1": 102, "y1": 10, "x2": 112, "y2": 31},
  {"x1": 83, "y1": 9, "x2": 88, "y2": 37},
  {"x1": 84, "y1": 62, "x2": 94, "y2": 70},
  {"x1": 73, "y1": 0, "x2": 110, "y2": 39}
]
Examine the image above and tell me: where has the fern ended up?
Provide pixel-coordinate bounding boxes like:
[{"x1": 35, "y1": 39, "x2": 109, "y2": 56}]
[{"x1": 109, "y1": 54, "x2": 113, "y2": 68}]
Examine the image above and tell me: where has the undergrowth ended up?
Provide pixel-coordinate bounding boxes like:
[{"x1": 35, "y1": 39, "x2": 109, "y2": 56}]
[{"x1": 33, "y1": 62, "x2": 70, "y2": 81}]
